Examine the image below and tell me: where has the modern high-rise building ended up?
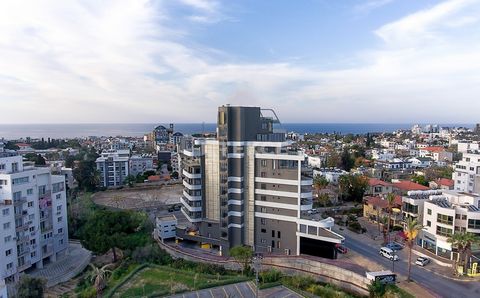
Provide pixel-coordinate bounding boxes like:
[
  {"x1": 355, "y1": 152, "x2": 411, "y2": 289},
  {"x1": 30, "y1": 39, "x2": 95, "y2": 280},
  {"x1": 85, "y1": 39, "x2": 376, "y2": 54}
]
[
  {"x1": 96, "y1": 150, "x2": 130, "y2": 188},
  {"x1": 0, "y1": 153, "x2": 68, "y2": 282},
  {"x1": 178, "y1": 105, "x2": 344, "y2": 258}
]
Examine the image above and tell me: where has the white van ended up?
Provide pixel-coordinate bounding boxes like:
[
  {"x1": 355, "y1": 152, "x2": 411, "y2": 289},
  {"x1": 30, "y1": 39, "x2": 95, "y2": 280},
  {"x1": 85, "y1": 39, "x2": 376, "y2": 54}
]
[{"x1": 379, "y1": 247, "x2": 399, "y2": 261}]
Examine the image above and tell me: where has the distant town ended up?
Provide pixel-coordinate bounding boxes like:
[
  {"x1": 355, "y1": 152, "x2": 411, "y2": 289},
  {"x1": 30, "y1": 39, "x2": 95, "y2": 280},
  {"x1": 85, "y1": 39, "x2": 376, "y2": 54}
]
[{"x1": 1, "y1": 106, "x2": 480, "y2": 297}]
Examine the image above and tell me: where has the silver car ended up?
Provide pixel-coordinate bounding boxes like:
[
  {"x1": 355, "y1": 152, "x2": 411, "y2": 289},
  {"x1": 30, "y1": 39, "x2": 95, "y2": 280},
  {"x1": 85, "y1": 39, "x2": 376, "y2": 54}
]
[{"x1": 415, "y1": 257, "x2": 430, "y2": 266}]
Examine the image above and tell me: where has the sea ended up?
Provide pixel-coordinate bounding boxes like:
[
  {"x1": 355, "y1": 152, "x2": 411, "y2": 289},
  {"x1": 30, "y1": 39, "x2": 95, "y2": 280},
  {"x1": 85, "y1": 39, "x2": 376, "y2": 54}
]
[{"x1": 0, "y1": 123, "x2": 473, "y2": 140}]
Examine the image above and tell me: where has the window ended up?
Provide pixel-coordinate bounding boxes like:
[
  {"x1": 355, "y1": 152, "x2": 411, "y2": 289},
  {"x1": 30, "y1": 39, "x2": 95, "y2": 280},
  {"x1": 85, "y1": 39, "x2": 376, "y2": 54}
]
[
  {"x1": 58, "y1": 228, "x2": 63, "y2": 234},
  {"x1": 468, "y1": 219, "x2": 480, "y2": 229},
  {"x1": 13, "y1": 191, "x2": 21, "y2": 200},
  {"x1": 260, "y1": 196, "x2": 266, "y2": 201},
  {"x1": 426, "y1": 221, "x2": 431, "y2": 227},
  {"x1": 30, "y1": 239, "x2": 36, "y2": 245},
  {"x1": 260, "y1": 172, "x2": 266, "y2": 178},
  {"x1": 3, "y1": 223, "x2": 10, "y2": 230},
  {"x1": 427, "y1": 209, "x2": 432, "y2": 215},
  {"x1": 27, "y1": 189, "x2": 33, "y2": 195},
  {"x1": 57, "y1": 205, "x2": 62, "y2": 211},
  {"x1": 260, "y1": 207, "x2": 267, "y2": 213},
  {"x1": 57, "y1": 216, "x2": 63, "y2": 222},
  {"x1": 6, "y1": 262, "x2": 13, "y2": 270},
  {"x1": 0, "y1": 164, "x2": 5, "y2": 170},
  {"x1": 2, "y1": 209, "x2": 9, "y2": 216},
  {"x1": 261, "y1": 160, "x2": 267, "y2": 167},
  {"x1": 436, "y1": 226, "x2": 452, "y2": 237},
  {"x1": 261, "y1": 228, "x2": 266, "y2": 233},
  {"x1": 261, "y1": 218, "x2": 266, "y2": 225},
  {"x1": 31, "y1": 252, "x2": 36, "y2": 258},
  {"x1": 4, "y1": 236, "x2": 11, "y2": 243},
  {"x1": 277, "y1": 231, "x2": 281, "y2": 238},
  {"x1": 462, "y1": 215, "x2": 467, "y2": 220},
  {"x1": 28, "y1": 201, "x2": 33, "y2": 207},
  {"x1": 12, "y1": 177, "x2": 29, "y2": 185},
  {"x1": 455, "y1": 214, "x2": 460, "y2": 220},
  {"x1": 5, "y1": 249, "x2": 11, "y2": 256},
  {"x1": 437, "y1": 214, "x2": 453, "y2": 225},
  {"x1": 272, "y1": 230, "x2": 275, "y2": 237},
  {"x1": 277, "y1": 241, "x2": 281, "y2": 249},
  {"x1": 56, "y1": 194, "x2": 61, "y2": 200},
  {"x1": 59, "y1": 239, "x2": 64, "y2": 245}
]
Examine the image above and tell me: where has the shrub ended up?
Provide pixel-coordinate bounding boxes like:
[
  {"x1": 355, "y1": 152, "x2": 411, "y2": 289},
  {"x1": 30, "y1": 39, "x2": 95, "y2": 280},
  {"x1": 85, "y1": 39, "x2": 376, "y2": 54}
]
[
  {"x1": 259, "y1": 269, "x2": 282, "y2": 284},
  {"x1": 368, "y1": 280, "x2": 386, "y2": 298},
  {"x1": 283, "y1": 275, "x2": 316, "y2": 290},
  {"x1": 348, "y1": 221, "x2": 364, "y2": 233},
  {"x1": 78, "y1": 287, "x2": 97, "y2": 298},
  {"x1": 131, "y1": 244, "x2": 173, "y2": 265}
]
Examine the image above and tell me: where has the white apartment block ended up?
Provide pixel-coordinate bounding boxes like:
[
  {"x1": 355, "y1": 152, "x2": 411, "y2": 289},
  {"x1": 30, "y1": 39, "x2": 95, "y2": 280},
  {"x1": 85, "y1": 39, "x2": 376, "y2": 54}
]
[
  {"x1": 96, "y1": 150, "x2": 130, "y2": 188},
  {"x1": 453, "y1": 152, "x2": 480, "y2": 194},
  {"x1": 457, "y1": 141, "x2": 480, "y2": 154},
  {"x1": 0, "y1": 153, "x2": 68, "y2": 282},
  {"x1": 129, "y1": 155, "x2": 154, "y2": 177},
  {"x1": 421, "y1": 191, "x2": 480, "y2": 259}
]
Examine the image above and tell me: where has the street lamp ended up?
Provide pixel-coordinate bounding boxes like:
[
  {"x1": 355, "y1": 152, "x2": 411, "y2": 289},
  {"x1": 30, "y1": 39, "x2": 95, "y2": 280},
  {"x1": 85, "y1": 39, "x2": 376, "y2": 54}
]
[
  {"x1": 252, "y1": 254, "x2": 263, "y2": 298},
  {"x1": 392, "y1": 250, "x2": 397, "y2": 273}
]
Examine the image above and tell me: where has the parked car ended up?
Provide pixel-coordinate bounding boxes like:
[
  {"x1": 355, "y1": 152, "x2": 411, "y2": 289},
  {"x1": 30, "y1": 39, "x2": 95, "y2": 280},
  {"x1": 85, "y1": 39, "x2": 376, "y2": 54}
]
[
  {"x1": 336, "y1": 244, "x2": 348, "y2": 254},
  {"x1": 379, "y1": 247, "x2": 399, "y2": 261},
  {"x1": 173, "y1": 204, "x2": 181, "y2": 211},
  {"x1": 415, "y1": 257, "x2": 430, "y2": 266},
  {"x1": 385, "y1": 242, "x2": 403, "y2": 251}
]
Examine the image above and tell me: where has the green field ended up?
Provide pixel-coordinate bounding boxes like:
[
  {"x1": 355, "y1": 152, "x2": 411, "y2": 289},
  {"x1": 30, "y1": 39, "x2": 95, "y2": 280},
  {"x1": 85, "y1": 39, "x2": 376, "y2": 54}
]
[{"x1": 112, "y1": 265, "x2": 249, "y2": 297}]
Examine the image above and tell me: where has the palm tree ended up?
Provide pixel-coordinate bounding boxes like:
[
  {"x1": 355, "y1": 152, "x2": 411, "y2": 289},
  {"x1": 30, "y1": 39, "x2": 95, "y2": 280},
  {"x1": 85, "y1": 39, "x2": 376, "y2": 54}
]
[
  {"x1": 380, "y1": 216, "x2": 389, "y2": 245},
  {"x1": 89, "y1": 263, "x2": 114, "y2": 296},
  {"x1": 448, "y1": 232, "x2": 480, "y2": 275},
  {"x1": 404, "y1": 217, "x2": 423, "y2": 281},
  {"x1": 313, "y1": 176, "x2": 329, "y2": 207},
  {"x1": 385, "y1": 193, "x2": 396, "y2": 243}
]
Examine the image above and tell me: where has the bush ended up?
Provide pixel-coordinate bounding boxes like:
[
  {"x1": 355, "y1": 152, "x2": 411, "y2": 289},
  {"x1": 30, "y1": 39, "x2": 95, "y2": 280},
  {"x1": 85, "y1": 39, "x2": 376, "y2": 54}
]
[
  {"x1": 259, "y1": 269, "x2": 283, "y2": 284},
  {"x1": 392, "y1": 226, "x2": 403, "y2": 232},
  {"x1": 78, "y1": 287, "x2": 97, "y2": 298},
  {"x1": 348, "y1": 221, "x2": 364, "y2": 233},
  {"x1": 131, "y1": 244, "x2": 173, "y2": 265},
  {"x1": 283, "y1": 275, "x2": 316, "y2": 290}
]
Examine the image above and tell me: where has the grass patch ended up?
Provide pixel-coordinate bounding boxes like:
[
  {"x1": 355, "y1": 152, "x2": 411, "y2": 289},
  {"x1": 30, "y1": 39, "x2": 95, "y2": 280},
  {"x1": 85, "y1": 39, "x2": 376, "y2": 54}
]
[{"x1": 113, "y1": 265, "x2": 249, "y2": 297}]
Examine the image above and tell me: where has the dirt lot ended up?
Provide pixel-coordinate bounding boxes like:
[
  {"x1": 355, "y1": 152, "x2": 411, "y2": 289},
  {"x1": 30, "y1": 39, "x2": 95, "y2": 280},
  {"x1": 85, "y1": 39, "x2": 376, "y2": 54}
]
[{"x1": 92, "y1": 183, "x2": 183, "y2": 210}]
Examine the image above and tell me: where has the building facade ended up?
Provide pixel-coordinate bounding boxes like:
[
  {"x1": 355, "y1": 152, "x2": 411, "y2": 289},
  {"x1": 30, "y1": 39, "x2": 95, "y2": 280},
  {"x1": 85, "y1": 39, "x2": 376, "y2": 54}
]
[
  {"x1": 0, "y1": 153, "x2": 68, "y2": 282},
  {"x1": 178, "y1": 106, "x2": 343, "y2": 258},
  {"x1": 453, "y1": 152, "x2": 480, "y2": 194},
  {"x1": 96, "y1": 150, "x2": 130, "y2": 188}
]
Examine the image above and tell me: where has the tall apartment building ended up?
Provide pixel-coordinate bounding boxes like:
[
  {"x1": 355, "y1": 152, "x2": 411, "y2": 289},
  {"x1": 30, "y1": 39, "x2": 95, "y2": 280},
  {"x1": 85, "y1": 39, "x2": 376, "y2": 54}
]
[
  {"x1": 0, "y1": 153, "x2": 68, "y2": 282},
  {"x1": 453, "y1": 152, "x2": 480, "y2": 193},
  {"x1": 178, "y1": 106, "x2": 343, "y2": 258},
  {"x1": 96, "y1": 150, "x2": 130, "y2": 188}
]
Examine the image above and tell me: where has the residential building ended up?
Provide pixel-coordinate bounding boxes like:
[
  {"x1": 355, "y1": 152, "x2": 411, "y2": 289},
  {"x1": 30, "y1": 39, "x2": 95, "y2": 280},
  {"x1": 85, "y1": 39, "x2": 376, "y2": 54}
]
[
  {"x1": 419, "y1": 146, "x2": 453, "y2": 163},
  {"x1": 177, "y1": 105, "x2": 344, "y2": 258},
  {"x1": 156, "y1": 215, "x2": 177, "y2": 241},
  {"x1": 457, "y1": 141, "x2": 480, "y2": 153},
  {"x1": 420, "y1": 191, "x2": 480, "y2": 259},
  {"x1": 408, "y1": 157, "x2": 434, "y2": 168},
  {"x1": 129, "y1": 155, "x2": 154, "y2": 177},
  {"x1": 391, "y1": 180, "x2": 429, "y2": 195},
  {"x1": 0, "y1": 153, "x2": 68, "y2": 282},
  {"x1": 365, "y1": 178, "x2": 393, "y2": 196},
  {"x1": 312, "y1": 168, "x2": 347, "y2": 184},
  {"x1": 363, "y1": 195, "x2": 402, "y2": 226},
  {"x1": 453, "y1": 152, "x2": 480, "y2": 194},
  {"x1": 96, "y1": 150, "x2": 130, "y2": 188},
  {"x1": 429, "y1": 178, "x2": 454, "y2": 190}
]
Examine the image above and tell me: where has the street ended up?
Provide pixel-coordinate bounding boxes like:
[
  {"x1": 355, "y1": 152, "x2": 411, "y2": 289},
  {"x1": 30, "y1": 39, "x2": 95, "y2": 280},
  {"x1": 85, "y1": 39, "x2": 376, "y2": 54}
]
[{"x1": 342, "y1": 232, "x2": 480, "y2": 298}]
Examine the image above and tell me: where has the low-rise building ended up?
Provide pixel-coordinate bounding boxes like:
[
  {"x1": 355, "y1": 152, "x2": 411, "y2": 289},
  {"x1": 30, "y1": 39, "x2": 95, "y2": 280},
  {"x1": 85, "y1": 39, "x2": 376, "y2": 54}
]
[
  {"x1": 366, "y1": 178, "x2": 393, "y2": 196},
  {"x1": 392, "y1": 180, "x2": 429, "y2": 195},
  {"x1": 156, "y1": 215, "x2": 177, "y2": 241},
  {"x1": 363, "y1": 195, "x2": 402, "y2": 226},
  {"x1": 452, "y1": 152, "x2": 480, "y2": 194},
  {"x1": 429, "y1": 178, "x2": 454, "y2": 190},
  {"x1": 312, "y1": 168, "x2": 347, "y2": 184},
  {"x1": 96, "y1": 150, "x2": 130, "y2": 188},
  {"x1": 408, "y1": 157, "x2": 434, "y2": 168}
]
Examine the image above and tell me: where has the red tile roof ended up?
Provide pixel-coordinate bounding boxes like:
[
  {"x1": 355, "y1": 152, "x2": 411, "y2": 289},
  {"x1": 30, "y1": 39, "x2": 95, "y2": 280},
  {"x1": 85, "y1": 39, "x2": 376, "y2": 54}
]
[
  {"x1": 436, "y1": 178, "x2": 454, "y2": 187},
  {"x1": 364, "y1": 195, "x2": 402, "y2": 208},
  {"x1": 368, "y1": 178, "x2": 392, "y2": 187},
  {"x1": 392, "y1": 180, "x2": 430, "y2": 191},
  {"x1": 423, "y1": 146, "x2": 444, "y2": 153}
]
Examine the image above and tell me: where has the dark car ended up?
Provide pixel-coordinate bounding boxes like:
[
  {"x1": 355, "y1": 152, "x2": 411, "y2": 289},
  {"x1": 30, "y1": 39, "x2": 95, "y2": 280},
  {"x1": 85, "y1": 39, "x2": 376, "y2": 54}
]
[
  {"x1": 385, "y1": 242, "x2": 403, "y2": 251},
  {"x1": 173, "y1": 204, "x2": 181, "y2": 211}
]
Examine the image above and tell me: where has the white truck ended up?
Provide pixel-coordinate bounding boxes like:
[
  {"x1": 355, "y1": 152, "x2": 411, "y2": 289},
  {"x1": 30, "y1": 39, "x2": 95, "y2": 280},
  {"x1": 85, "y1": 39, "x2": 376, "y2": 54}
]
[{"x1": 366, "y1": 271, "x2": 396, "y2": 284}]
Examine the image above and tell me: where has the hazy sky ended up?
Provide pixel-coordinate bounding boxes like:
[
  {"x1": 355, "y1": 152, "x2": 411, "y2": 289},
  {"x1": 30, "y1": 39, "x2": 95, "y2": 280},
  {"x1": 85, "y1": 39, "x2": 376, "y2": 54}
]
[{"x1": 1, "y1": 0, "x2": 480, "y2": 123}]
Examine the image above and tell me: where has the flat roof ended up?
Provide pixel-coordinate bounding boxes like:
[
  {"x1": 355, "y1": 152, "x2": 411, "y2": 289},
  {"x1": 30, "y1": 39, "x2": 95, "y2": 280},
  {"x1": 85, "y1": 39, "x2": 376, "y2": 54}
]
[{"x1": 156, "y1": 214, "x2": 177, "y2": 221}]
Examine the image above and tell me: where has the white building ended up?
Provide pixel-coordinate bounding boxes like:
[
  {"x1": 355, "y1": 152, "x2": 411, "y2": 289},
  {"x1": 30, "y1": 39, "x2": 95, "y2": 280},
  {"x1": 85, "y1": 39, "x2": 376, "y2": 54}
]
[
  {"x1": 0, "y1": 153, "x2": 68, "y2": 282},
  {"x1": 306, "y1": 155, "x2": 323, "y2": 168},
  {"x1": 129, "y1": 155, "x2": 154, "y2": 177},
  {"x1": 420, "y1": 191, "x2": 480, "y2": 259},
  {"x1": 96, "y1": 150, "x2": 130, "y2": 188},
  {"x1": 408, "y1": 157, "x2": 434, "y2": 168},
  {"x1": 453, "y1": 152, "x2": 480, "y2": 194},
  {"x1": 313, "y1": 168, "x2": 347, "y2": 184},
  {"x1": 155, "y1": 215, "x2": 177, "y2": 240},
  {"x1": 457, "y1": 141, "x2": 480, "y2": 154}
]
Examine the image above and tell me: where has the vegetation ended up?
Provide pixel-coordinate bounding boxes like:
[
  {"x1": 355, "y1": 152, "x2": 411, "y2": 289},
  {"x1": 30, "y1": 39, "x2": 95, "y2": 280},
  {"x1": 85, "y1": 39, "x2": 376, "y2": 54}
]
[
  {"x1": 385, "y1": 193, "x2": 396, "y2": 243},
  {"x1": 80, "y1": 209, "x2": 150, "y2": 262},
  {"x1": 283, "y1": 275, "x2": 357, "y2": 298},
  {"x1": 411, "y1": 174, "x2": 428, "y2": 186},
  {"x1": 17, "y1": 276, "x2": 46, "y2": 298},
  {"x1": 403, "y1": 217, "x2": 423, "y2": 281},
  {"x1": 447, "y1": 232, "x2": 480, "y2": 275},
  {"x1": 23, "y1": 153, "x2": 46, "y2": 166},
  {"x1": 88, "y1": 263, "x2": 114, "y2": 295},
  {"x1": 368, "y1": 280, "x2": 414, "y2": 298},
  {"x1": 229, "y1": 246, "x2": 253, "y2": 275},
  {"x1": 338, "y1": 174, "x2": 369, "y2": 202}
]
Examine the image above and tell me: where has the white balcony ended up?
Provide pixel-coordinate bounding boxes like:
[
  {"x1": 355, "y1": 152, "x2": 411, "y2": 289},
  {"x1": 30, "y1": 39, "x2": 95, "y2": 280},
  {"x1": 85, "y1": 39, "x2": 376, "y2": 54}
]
[
  {"x1": 180, "y1": 196, "x2": 202, "y2": 212},
  {"x1": 182, "y1": 169, "x2": 201, "y2": 179},
  {"x1": 183, "y1": 180, "x2": 202, "y2": 190},
  {"x1": 181, "y1": 207, "x2": 202, "y2": 223},
  {"x1": 183, "y1": 148, "x2": 203, "y2": 157},
  {"x1": 183, "y1": 190, "x2": 202, "y2": 201}
]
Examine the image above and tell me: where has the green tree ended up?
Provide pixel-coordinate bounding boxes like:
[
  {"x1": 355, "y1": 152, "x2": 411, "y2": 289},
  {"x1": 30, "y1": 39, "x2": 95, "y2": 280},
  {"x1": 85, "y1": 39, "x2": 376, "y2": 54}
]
[
  {"x1": 448, "y1": 232, "x2": 480, "y2": 275},
  {"x1": 17, "y1": 276, "x2": 46, "y2": 298},
  {"x1": 4, "y1": 141, "x2": 19, "y2": 150},
  {"x1": 338, "y1": 174, "x2": 368, "y2": 202},
  {"x1": 80, "y1": 209, "x2": 145, "y2": 262},
  {"x1": 65, "y1": 155, "x2": 75, "y2": 168},
  {"x1": 229, "y1": 246, "x2": 253, "y2": 275},
  {"x1": 124, "y1": 175, "x2": 136, "y2": 187},
  {"x1": 340, "y1": 148, "x2": 354, "y2": 171},
  {"x1": 411, "y1": 175, "x2": 428, "y2": 186},
  {"x1": 73, "y1": 160, "x2": 99, "y2": 192},
  {"x1": 404, "y1": 217, "x2": 423, "y2": 281}
]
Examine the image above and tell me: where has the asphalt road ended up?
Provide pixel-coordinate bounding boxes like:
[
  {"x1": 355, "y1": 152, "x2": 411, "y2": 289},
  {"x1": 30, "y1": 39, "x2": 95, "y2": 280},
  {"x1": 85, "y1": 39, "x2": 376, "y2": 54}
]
[{"x1": 343, "y1": 233, "x2": 480, "y2": 298}]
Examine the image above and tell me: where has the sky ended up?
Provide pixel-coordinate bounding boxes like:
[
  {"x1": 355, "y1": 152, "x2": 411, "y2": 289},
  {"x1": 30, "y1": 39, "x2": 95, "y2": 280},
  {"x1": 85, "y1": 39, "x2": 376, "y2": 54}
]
[{"x1": 0, "y1": 0, "x2": 480, "y2": 124}]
